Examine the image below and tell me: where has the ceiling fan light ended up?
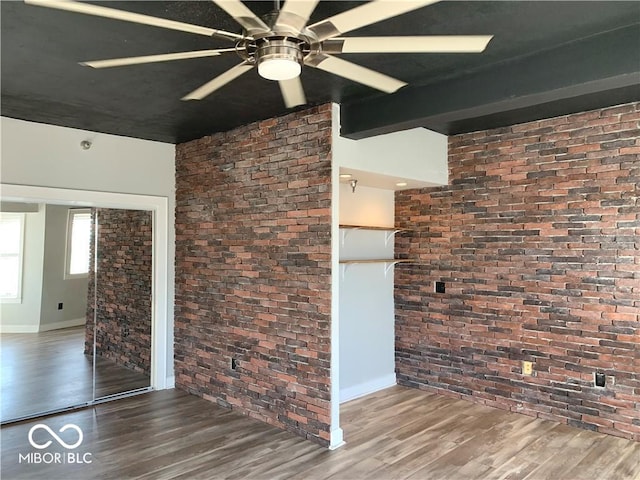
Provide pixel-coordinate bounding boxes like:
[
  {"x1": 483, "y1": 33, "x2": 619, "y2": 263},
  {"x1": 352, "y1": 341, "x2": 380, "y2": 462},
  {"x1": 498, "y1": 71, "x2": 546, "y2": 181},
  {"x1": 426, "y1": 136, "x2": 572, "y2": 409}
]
[
  {"x1": 258, "y1": 58, "x2": 301, "y2": 81},
  {"x1": 256, "y1": 39, "x2": 303, "y2": 81}
]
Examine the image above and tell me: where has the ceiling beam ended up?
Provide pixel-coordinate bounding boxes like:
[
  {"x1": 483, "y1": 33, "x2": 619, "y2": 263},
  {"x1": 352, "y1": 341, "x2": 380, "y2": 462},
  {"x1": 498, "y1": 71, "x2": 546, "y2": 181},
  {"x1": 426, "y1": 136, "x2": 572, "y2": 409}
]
[{"x1": 340, "y1": 24, "x2": 640, "y2": 139}]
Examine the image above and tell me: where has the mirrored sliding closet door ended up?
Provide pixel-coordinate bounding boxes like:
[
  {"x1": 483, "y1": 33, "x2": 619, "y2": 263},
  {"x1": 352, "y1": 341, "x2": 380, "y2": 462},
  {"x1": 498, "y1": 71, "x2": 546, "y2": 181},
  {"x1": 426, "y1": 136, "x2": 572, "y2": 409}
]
[{"x1": 0, "y1": 203, "x2": 152, "y2": 424}]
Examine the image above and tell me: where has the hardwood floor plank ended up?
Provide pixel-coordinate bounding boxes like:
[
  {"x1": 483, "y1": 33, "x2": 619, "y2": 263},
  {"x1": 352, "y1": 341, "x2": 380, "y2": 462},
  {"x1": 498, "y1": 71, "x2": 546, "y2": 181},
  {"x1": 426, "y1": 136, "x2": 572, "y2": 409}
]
[
  {"x1": 484, "y1": 459, "x2": 541, "y2": 480},
  {"x1": 288, "y1": 446, "x2": 364, "y2": 479},
  {"x1": 2, "y1": 386, "x2": 639, "y2": 479},
  {"x1": 523, "y1": 428, "x2": 615, "y2": 480},
  {"x1": 235, "y1": 443, "x2": 327, "y2": 480},
  {"x1": 478, "y1": 416, "x2": 558, "y2": 469},
  {"x1": 324, "y1": 456, "x2": 388, "y2": 480},
  {"x1": 374, "y1": 439, "x2": 463, "y2": 479},
  {"x1": 561, "y1": 438, "x2": 640, "y2": 480},
  {"x1": 569, "y1": 436, "x2": 640, "y2": 480},
  {"x1": 606, "y1": 443, "x2": 640, "y2": 480}
]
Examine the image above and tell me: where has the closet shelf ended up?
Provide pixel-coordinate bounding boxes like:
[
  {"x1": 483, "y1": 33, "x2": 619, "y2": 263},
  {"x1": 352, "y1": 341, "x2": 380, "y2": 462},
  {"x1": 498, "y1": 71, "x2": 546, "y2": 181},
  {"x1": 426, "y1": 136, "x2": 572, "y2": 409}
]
[
  {"x1": 339, "y1": 224, "x2": 408, "y2": 232},
  {"x1": 338, "y1": 259, "x2": 413, "y2": 264},
  {"x1": 339, "y1": 259, "x2": 416, "y2": 278},
  {"x1": 339, "y1": 225, "x2": 409, "y2": 246}
]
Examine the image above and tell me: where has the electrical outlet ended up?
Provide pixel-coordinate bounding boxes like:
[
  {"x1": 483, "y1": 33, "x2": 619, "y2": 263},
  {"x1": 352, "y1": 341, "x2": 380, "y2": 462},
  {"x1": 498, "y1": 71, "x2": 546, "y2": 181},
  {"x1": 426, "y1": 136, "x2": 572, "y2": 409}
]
[
  {"x1": 57, "y1": 302, "x2": 63, "y2": 310},
  {"x1": 595, "y1": 372, "x2": 606, "y2": 387},
  {"x1": 522, "y1": 361, "x2": 533, "y2": 375},
  {"x1": 435, "y1": 281, "x2": 446, "y2": 293},
  {"x1": 231, "y1": 358, "x2": 238, "y2": 370}
]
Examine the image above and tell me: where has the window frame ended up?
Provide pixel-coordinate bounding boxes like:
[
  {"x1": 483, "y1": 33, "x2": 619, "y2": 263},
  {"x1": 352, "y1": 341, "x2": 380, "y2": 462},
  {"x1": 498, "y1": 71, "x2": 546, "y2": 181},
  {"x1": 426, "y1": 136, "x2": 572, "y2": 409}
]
[
  {"x1": 0, "y1": 212, "x2": 26, "y2": 303},
  {"x1": 64, "y1": 208, "x2": 92, "y2": 280}
]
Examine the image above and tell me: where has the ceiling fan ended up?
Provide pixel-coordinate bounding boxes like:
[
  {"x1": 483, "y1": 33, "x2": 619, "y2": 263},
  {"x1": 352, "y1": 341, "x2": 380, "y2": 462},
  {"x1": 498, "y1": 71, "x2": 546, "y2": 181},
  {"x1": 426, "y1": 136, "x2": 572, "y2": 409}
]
[{"x1": 25, "y1": 0, "x2": 494, "y2": 108}]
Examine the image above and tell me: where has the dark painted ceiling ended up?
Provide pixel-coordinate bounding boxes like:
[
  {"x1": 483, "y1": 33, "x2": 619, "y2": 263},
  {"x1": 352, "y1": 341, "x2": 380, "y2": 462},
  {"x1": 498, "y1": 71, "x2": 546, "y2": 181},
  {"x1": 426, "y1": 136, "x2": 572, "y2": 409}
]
[{"x1": 2, "y1": 1, "x2": 639, "y2": 144}]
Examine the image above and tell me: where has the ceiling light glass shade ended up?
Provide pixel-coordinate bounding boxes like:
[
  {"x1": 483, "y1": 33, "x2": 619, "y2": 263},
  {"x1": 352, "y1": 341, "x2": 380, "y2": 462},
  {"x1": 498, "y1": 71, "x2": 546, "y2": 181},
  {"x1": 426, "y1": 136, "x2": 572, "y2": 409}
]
[
  {"x1": 258, "y1": 58, "x2": 301, "y2": 80},
  {"x1": 256, "y1": 39, "x2": 303, "y2": 81}
]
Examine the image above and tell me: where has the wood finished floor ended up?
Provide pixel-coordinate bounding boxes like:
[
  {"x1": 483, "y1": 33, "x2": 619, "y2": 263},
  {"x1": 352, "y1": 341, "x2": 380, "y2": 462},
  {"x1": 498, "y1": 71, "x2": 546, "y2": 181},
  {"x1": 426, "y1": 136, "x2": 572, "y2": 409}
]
[
  {"x1": 1, "y1": 327, "x2": 150, "y2": 422},
  {"x1": 1, "y1": 386, "x2": 638, "y2": 480}
]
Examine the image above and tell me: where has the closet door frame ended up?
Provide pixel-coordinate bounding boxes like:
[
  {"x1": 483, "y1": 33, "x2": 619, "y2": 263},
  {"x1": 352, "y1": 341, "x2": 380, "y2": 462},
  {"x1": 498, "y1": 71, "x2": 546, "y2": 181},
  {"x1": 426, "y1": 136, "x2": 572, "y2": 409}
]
[{"x1": 1, "y1": 184, "x2": 170, "y2": 391}]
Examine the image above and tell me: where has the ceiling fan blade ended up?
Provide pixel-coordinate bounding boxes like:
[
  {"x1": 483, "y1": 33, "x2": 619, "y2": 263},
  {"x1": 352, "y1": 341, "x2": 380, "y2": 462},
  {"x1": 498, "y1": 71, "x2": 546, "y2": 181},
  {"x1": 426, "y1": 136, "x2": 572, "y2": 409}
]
[
  {"x1": 306, "y1": 55, "x2": 406, "y2": 94},
  {"x1": 182, "y1": 62, "x2": 253, "y2": 101},
  {"x1": 308, "y1": 0, "x2": 439, "y2": 41},
  {"x1": 323, "y1": 35, "x2": 494, "y2": 54},
  {"x1": 212, "y1": 0, "x2": 270, "y2": 35},
  {"x1": 279, "y1": 77, "x2": 307, "y2": 108},
  {"x1": 24, "y1": 0, "x2": 243, "y2": 40},
  {"x1": 275, "y1": 0, "x2": 320, "y2": 33},
  {"x1": 81, "y1": 49, "x2": 238, "y2": 69}
]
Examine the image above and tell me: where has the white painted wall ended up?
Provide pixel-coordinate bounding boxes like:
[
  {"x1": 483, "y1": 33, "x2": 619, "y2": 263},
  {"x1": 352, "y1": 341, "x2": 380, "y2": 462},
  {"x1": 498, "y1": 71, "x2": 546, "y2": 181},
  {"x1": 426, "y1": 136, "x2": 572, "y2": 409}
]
[
  {"x1": 332, "y1": 103, "x2": 448, "y2": 188},
  {"x1": 40, "y1": 205, "x2": 89, "y2": 331},
  {"x1": 339, "y1": 183, "x2": 395, "y2": 228},
  {"x1": 338, "y1": 233, "x2": 396, "y2": 403},
  {"x1": 1, "y1": 118, "x2": 175, "y2": 197},
  {"x1": 0, "y1": 207, "x2": 45, "y2": 332},
  {"x1": 338, "y1": 184, "x2": 397, "y2": 403},
  {"x1": 0, "y1": 117, "x2": 175, "y2": 383}
]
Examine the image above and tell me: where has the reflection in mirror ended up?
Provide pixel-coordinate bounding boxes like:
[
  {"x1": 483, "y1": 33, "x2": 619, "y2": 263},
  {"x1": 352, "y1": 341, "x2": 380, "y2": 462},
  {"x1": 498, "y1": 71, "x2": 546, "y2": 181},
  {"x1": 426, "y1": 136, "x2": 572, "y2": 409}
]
[
  {"x1": 1, "y1": 203, "x2": 93, "y2": 421},
  {"x1": 85, "y1": 208, "x2": 152, "y2": 399},
  {"x1": 0, "y1": 202, "x2": 152, "y2": 423}
]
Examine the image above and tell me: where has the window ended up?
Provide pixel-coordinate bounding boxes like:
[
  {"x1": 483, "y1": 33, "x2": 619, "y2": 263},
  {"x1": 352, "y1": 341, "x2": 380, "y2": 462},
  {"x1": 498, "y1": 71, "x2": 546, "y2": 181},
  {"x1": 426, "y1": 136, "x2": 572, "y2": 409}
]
[
  {"x1": 65, "y1": 209, "x2": 92, "y2": 279},
  {"x1": 0, "y1": 213, "x2": 25, "y2": 302}
]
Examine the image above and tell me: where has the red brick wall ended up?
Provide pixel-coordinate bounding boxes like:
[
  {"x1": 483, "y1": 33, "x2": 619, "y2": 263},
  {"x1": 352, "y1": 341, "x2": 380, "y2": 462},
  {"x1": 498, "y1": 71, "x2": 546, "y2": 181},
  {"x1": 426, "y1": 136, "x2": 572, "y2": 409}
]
[
  {"x1": 174, "y1": 104, "x2": 333, "y2": 446},
  {"x1": 395, "y1": 102, "x2": 640, "y2": 441},
  {"x1": 85, "y1": 208, "x2": 153, "y2": 376}
]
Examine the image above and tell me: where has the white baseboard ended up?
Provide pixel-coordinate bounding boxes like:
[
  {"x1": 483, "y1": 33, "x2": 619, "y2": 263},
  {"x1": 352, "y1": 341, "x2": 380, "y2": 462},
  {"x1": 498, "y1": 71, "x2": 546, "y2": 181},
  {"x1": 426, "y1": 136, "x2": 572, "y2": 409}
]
[
  {"x1": 0, "y1": 324, "x2": 39, "y2": 333},
  {"x1": 39, "y1": 318, "x2": 85, "y2": 332},
  {"x1": 1, "y1": 318, "x2": 85, "y2": 333},
  {"x1": 340, "y1": 374, "x2": 397, "y2": 404}
]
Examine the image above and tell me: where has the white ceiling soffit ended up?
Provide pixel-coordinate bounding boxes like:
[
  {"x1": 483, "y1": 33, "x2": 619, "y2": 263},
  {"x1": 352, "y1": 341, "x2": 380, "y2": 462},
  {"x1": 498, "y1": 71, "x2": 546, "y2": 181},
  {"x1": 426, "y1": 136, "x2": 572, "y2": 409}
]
[{"x1": 339, "y1": 168, "x2": 439, "y2": 191}]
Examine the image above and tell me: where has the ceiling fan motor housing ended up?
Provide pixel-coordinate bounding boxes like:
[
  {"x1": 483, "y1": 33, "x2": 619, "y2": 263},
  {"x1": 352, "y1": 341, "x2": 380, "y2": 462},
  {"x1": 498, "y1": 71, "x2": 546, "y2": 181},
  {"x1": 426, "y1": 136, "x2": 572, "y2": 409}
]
[{"x1": 255, "y1": 38, "x2": 304, "y2": 81}]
